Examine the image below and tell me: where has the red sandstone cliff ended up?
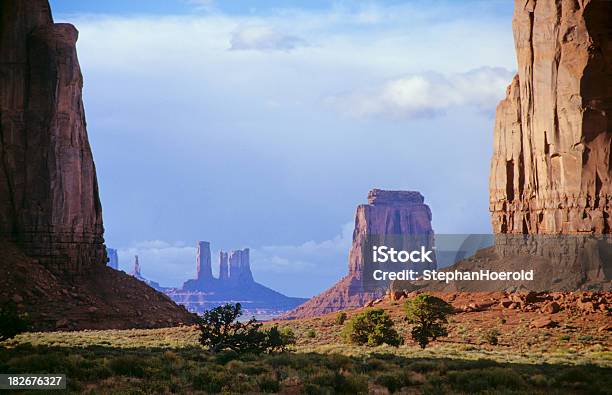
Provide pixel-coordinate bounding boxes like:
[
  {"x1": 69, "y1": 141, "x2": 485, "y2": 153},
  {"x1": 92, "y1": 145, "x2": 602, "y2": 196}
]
[
  {"x1": 0, "y1": 0, "x2": 196, "y2": 330},
  {"x1": 283, "y1": 189, "x2": 435, "y2": 319},
  {"x1": 0, "y1": 1, "x2": 106, "y2": 271},
  {"x1": 489, "y1": 0, "x2": 611, "y2": 235}
]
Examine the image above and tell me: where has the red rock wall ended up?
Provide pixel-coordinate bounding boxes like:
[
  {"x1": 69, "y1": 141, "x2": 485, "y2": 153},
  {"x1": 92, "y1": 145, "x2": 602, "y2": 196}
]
[
  {"x1": 490, "y1": 0, "x2": 612, "y2": 234},
  {"x1": 0, "y1": 1, "x2": 106, "y2": 271}
]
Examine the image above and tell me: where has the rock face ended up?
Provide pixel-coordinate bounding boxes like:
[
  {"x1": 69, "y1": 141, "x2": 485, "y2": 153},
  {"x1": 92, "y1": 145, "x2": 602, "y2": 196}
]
[
  {"x1": 283, "y1": 189, "x2": 434, "y2": 319},
  {"x1": 219, "y1": 251, "x2": 229, "y2": 280},
  {"x1": 196, "y1": 241, "x2": 213, "y2": 283},
  {"x1": 489, "y1": 0, "x2": 612, "y2": 234},
  {"x1": 0, "y1": 1, "x2": 196, "y2": 330},
  {"x1": 0, "y1": 1, "x2": 106, "y2": 271},
  {"x1": 229, "y1": 248, "x2": 253, "y2": 283}
]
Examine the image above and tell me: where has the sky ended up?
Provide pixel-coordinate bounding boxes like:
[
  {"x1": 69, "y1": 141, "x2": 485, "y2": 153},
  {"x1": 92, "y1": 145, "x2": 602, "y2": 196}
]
[{"x1": 49, "y1": 0, "x2": 516, "y2": 298}]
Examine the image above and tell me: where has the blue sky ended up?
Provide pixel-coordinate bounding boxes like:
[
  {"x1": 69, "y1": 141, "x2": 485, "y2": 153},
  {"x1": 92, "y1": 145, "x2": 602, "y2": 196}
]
[{"x1": 49, "y1": 1, "x2": 516, "y2": 297}]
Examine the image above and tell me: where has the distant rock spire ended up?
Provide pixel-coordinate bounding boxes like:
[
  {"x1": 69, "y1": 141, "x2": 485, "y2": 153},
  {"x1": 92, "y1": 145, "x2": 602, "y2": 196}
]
[
  {"x1": 229, "y1": 248, "x2": 253, "y2": 283},
  {"x1": 132, "y1": 255, "x2": 141, "y2": 278},
  {"x1": 196, "y1": 241, "x2": 213, "y2": 282},
  {"x1": 219, "y1": 251, "x2": 229, "y2": 281}
]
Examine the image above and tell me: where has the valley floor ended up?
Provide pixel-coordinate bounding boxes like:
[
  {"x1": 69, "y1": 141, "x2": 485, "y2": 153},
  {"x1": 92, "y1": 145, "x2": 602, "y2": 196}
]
[{"x1": 1, "y1": 307, "x2": 610, "y2": 395}]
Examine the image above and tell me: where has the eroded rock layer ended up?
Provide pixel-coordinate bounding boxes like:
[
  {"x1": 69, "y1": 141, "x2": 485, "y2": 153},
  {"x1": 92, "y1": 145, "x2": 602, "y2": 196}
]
[
  {"x1": 0, "y1": 0, "x2": 105, "y2": 271},
  {"x1": 490, "y1": 0, "x2": 612, "y2": 234},
  {"x1": 283, "y1": 189, "x2": 434, "y2": 319}
]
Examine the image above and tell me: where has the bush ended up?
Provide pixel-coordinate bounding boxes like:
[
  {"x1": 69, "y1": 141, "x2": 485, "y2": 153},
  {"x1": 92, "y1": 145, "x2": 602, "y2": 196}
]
[
  {"x1": 197, "y1": 303, "x2": 293, "y2": 354},
  {"x1": 0, "y1": 302, "x2": 29, "y2": 343},
  {"x1": 404, "y1": 294, "x2": 453, "y2": 349},
  {"x1": 306, "y1": 329, "x2": 316, "y2": 339},
  {"x1": 483, "y1": 329, "x2": 500, "y2": 345},
  {"x1": 266, "y1": 326, "x2": 296, "y2": 352},
  {"x1": 342, "y1": 309, "x2": 403, "y2": 347},
  {"x1": 335, "y1": 311, "x2": 347, "y2": 325}
]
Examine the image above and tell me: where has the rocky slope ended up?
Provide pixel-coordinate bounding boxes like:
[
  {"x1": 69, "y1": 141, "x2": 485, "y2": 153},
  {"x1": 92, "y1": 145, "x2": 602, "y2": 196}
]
[
  {"x1": 0, "y1": 0, "x2": 196, "y2": 329},
  {"x1": 283, "y1": 189, "x2": 435, "y2": 319},
  {"x1": 0, "y1": 241, "x2": 194, "y2": 330},
  {"x1": 489, "y1": 0, "x2": 611, "y2": 234}
]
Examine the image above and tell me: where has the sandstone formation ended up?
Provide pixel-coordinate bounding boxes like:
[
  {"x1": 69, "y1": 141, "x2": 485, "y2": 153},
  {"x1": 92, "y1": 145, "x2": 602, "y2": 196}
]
[
  {"x1": 490, "y1": 0, "x2": 611, "y2": 234},
  {"x1": 196, "y1": 241, "x2": 213, "y2": 282},
  {"x1": 0, "y1": 0, "x2": 196, "y2": 330},
  {"x1": 131, "y1": 255, "x2": 143, "y2": 277},
  {"x1": 283, "y1": 189, "x2": 435, "y2": 319},
  {"x1": 219, "y1": 251, "x2": 229, "y2": 280},
  {"x1": 0, "y1": 0, "x2": 106, "y2": 271},
  {"x1": 410, "y1": 0, "x2": 612, "y2": 295},
  {"x1": 229, "y1": 248, "x2": 253, "y2": 283},
  {"x1": 176, "y1": 242, "x2": 306, "y2": 314}
]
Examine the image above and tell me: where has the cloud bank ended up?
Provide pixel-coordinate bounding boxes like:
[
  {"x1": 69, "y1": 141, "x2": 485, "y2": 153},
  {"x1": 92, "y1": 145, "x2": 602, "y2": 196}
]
[{"x1": 328, "y1": 67, "x2": 514, "y2": 119}]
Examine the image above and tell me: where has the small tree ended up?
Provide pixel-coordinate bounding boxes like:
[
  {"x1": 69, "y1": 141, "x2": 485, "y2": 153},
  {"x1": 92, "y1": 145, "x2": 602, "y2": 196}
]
[
  {"x1": 266, "y1": 326, "x2": 296, "y2": 352},
  {"x1": 342, "y1": 308, "x2": 403, "y2": 347},
  {"x1": 404, "y1": 294, "x2": 453, "y2": 348},
  {"x1": 197, "y1": 303, "x2": 293, "y2": 354},
  {"x1": 0, "y1": 302, "x2": 29, "y2": 343}
]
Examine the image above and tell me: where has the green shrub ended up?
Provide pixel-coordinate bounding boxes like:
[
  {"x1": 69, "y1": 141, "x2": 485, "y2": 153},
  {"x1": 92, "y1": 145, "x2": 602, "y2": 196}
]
[
  {"x1": 335, "y1": 311, "x2": 348, "y2": 325},
  {"x1": 341, "y1": 309, "x2": 403, "y2": 347},
  {"x1": 483, "y1": 328, "x2": 500, "y2": 345},
  {"x1": 404, "y1": 294, "x2": 453, "y2": 349},
  {"x1": 306, "y1": 329, "x2": 316, "y2": 339},
  {"x1": 197, "y1": 303, "x2": 294, "y2": 354},
  {"x1": 266, "y1": 326, "x2": 296, "y2": 352},
  {"x1": 0, "y1": 302, "x2": 29, "y2": 343}
]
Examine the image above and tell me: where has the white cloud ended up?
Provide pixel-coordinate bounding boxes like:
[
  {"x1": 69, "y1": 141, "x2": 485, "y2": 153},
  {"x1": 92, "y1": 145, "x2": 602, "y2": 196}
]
[
  {"x1": 251, "y1": 222, "x2": 353, "y2": 274},
  {"x1": 230, "y1": 25, "x2": 307, "y2": 51},
  {"x1": 117, "y1": 242, "x2": 197, "y2": 286},
  {"x1": 327, "y1": 67, "x2": 514, "y2": 119}
]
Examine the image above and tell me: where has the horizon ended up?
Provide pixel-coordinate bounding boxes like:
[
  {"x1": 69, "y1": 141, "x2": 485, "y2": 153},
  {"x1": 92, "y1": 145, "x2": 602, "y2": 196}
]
[{"x1": 49, "y1": 0, "x2": 516, "y2": 298}]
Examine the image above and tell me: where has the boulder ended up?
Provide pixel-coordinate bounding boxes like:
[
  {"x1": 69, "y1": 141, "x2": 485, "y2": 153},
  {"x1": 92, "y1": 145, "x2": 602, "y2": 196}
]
[{"x1": 530, "y1": 318, "x2": 558, "y2": 329}]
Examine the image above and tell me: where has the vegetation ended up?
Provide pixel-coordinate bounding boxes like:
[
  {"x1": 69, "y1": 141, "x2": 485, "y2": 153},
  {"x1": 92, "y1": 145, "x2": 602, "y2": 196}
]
[
  {"x1": 404, "y1": 294, "x2": 454, "y2": 348},
  {"x1": 197, "y1": 303, "x2": 294, "y2": 354},
  {"x1": 0, "y1": 302, "x2": 29, "y2": 344},
  {"x1": 342, "y1": 308, "x2": 403, "y2": 347},
  {"x1": 483, "y1": 328, "x2": 501, "y2": 346},
  {"x1": 1, "y1": 328, "x2": 610, "y2": 394},
  {"x1": 335, "y1": 311, "x2": 347, "y2": 325},
  {"x1": 306, "y1": 329, "x2": 316, "y2": 339}
]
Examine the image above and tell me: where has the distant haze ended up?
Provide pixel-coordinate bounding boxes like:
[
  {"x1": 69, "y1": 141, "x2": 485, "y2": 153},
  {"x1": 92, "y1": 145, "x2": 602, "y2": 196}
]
[{"x1": 50, "y1": 0, "x2": 516, "y2": 297}]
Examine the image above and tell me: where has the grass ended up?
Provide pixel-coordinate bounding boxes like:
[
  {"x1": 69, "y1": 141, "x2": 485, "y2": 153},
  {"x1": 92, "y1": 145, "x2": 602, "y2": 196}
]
[{"x1": 1, "y1": 325, "x2": 610, "y2": 394}]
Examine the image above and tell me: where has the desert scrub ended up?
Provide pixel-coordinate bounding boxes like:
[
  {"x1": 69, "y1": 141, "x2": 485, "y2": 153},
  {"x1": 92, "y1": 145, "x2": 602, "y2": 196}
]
[
  {"x1": 482, "y1": 328, "x2": 501, "y2": 346},
  {"x1": 335, "y1": 311, "x2": 348, "y2": 325},
  {"x1": 306, "y1": 329, "x2": 316, "y2": 339},
  {"x1": 342, "y1": 308, "x2": 403, "y2": 347}
]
